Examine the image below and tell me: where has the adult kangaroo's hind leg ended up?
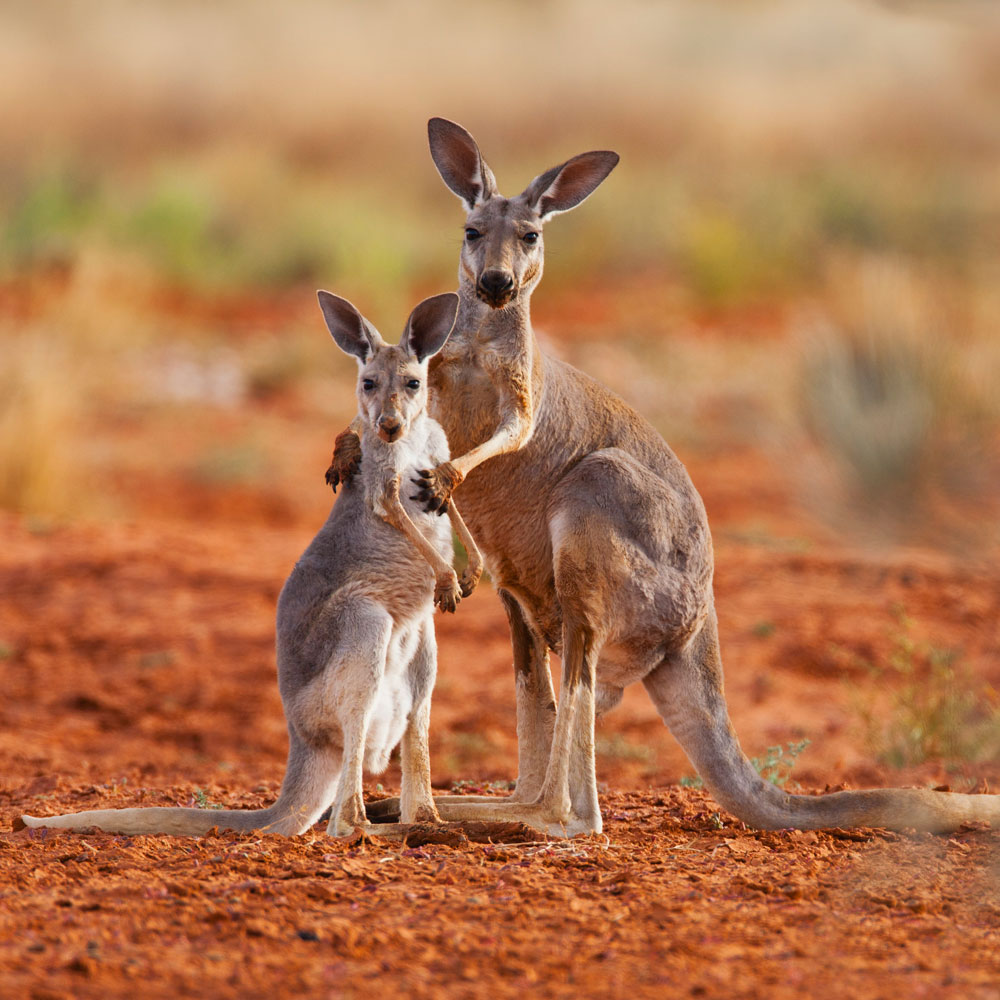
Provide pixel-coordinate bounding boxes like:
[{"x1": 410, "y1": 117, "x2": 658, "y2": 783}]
[
  {"x1": 500, "y1": 589, "x2": 558, "y2": 802},
  {"x1": 432, "y1": 610, "x2": 604, "y2": 837}
]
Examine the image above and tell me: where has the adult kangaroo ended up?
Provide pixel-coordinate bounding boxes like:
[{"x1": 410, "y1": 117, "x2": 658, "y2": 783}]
[
  {"x1": 23, "y1": 291, "x2": 483, "y2": 838},
  {"x1": 337, "y1": 118, "x2": 1000, "y2": 838}
]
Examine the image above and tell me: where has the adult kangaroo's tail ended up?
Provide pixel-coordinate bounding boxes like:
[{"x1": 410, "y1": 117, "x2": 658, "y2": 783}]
[
  {"x1": 21, "y1": 740, "x2": 339, "y2": 838},
  {"x1": 645, "y1": 609, "x2": 1000, "y2": 834}
]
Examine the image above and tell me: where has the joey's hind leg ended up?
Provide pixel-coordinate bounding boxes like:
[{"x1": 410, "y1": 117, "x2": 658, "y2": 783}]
[
  {"x1": 398, "y1": 621, "x2": 441, "y2": 824},
  {"x1": 324, "y1": 607, "x2": 393, "y2": 837}
]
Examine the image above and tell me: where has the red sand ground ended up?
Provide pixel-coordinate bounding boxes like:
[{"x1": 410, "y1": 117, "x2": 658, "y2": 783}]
[{"x1": 1, "y1": 283, "x2": 999, "y2": 998}]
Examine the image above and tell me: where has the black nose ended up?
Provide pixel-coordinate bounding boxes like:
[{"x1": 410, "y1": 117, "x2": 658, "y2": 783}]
[
  {"x1": 478, "y1": 270, "x2": 514, "y2": 298},
  {"x1": 379, "y1": 418, "x2": 401, "y2": 439}
]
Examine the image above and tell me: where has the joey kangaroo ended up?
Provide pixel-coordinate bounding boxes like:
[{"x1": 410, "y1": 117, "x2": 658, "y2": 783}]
[
  {"x1": 335, "y1": 118, "x2": 1000, "y2": 837},
  {"x1": 23, "y1": 291, "x2": 483, "y2": 838}
]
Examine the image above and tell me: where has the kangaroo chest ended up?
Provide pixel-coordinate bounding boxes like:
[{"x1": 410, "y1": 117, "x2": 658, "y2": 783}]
[{"x1": 429, "y1": 338, "x2": 508, "y2": 457}]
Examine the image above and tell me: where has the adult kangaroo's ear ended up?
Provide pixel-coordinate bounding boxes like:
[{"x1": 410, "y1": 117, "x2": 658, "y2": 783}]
[
  {"x1": 403, "y1": 292, "x2": 460, "y2": 362},
  {"x1": 428, "y1": 117, "x2": 499, "y2": 211},
  {"x1": 317, "y1": 291, "x2": 383, "y2": 361},
  {"x1": 521, "y1": 150, "x2": 619, "y2": 221}
]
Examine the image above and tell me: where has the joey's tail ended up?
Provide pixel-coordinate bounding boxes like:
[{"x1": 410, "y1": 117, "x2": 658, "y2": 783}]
[
  {"x1": 645, "y1": 609, "x2": 1000, "y2": 834},
  {"x1": 21, "y1": 739, "x2": 340, "y2": 838}
]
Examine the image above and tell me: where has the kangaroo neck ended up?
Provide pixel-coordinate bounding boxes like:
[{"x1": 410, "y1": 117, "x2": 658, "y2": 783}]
[
  {"x1": 358, "y1": 424, "x2": 410, "y2": 508},
  {"x1": 454, "y1": 285, "x2": 533, "y2": 346}
]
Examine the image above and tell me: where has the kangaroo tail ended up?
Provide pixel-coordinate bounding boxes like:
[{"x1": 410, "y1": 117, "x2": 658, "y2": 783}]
[
  {"x1": 645, "y1": 609, "x2": 1000, "y2": 834},
  {"x1": 21, "y1": 740, "x2": 339, "y2": 838}
]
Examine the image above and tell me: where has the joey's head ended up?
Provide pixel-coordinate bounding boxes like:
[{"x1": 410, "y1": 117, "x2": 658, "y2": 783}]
[
  {"x1": 428, "y1": 117, "x2": 619, "y2": 311},
  {"x1": 318, "y1": 290, "x2": 459, "y2": 444}
]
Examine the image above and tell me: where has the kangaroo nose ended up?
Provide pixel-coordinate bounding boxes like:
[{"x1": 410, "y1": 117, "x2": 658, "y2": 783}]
[
  {"x1": 378, "y1": 417, "x2": 401, "y2": 440},
  {"x1": 478, "y1": 270, "x2": 514, "y2": 298}
]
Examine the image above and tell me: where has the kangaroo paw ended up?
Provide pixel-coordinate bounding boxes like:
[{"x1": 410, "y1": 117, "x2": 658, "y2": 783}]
[
  {"x1": 434, "y1": 573, "x2": 461, "y2": 614},
  {"x1": 412, "y1": 461, "x2": 464, "y2": 513},
  {"x1": 325, "y1": 429, "x2": 362, "y2": 492},
  {"x1": 458, "y1": 564, "x2": 482, "y2": 598}
]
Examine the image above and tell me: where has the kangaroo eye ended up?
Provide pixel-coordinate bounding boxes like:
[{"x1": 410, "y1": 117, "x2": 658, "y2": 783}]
[
  {"x1": 406, "y1": 379, "x2": 420, "y2": 390},
  {"x1": 465, "y1": 228, "x2": 482, "y2": 242},
  {"x1": 362, "y1": 379, "x2": 376, "y2": 392},
  {"x1": 522, "y1": 231, "x2": 539, "y2": 245}
]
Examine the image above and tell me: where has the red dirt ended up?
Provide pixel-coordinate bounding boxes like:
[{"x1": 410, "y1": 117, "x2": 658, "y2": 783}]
[{"x1": 2, "y1": 463, "x2": 1000, "y2": 998}]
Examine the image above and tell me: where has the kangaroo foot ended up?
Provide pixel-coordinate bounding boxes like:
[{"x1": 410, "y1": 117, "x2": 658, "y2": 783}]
[
  {"x1": 434, "y1": 797, "x2": 601, "y2": 839},
  {"x1": 364, "y1": 796, "x2": 401, "y2": 821}
]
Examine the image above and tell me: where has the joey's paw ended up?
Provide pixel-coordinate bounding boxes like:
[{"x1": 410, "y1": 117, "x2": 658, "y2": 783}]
[
  {"x1": 434, "y1": 573, "x2": 461, "y2": 614},
  {"x1": 459, "y1": 564, "x2": 482, "y2": 598},
  {"x1": 325, "y1": 429, "x2": 362, "y2": 492},
  {"x1": 411, "y1": 461, "x2": 464, "y2": 513}
]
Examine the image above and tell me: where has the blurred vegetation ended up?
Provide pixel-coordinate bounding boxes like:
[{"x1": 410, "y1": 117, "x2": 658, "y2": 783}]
[
  {"x1": 851, "y1": 608, "x2": 1000, "y2": 771},
  {"x1": 798, "y1": 258, "x2": 1000, "y2": 546},
  {"x1": 0, "y1": 0, "x2": 997, "y2": 548}
]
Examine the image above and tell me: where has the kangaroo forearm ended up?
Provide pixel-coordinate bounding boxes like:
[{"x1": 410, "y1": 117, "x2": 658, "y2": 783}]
[
  {"x1": 452, "y1": 411, "x2": 534, "y2": 478},
  {"x1": 446, "y1": 502, "x2": 483, "y2": 574},
  {"x1": 381, "y1": 495, "x2": 454, "y2": 577}
]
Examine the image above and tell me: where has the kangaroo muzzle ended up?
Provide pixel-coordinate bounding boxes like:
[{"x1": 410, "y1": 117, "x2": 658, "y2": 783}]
[
  {"x1": 477, "y1": 269, "x2": 516, "y2": 309},
  {"x1": 377, "y1": 415, "x2": 402, "y2": 442}
]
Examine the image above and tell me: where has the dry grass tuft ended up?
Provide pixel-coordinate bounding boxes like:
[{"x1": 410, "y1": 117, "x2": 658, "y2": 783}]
[
  {"x1": 798, "y1": 258, "x2": 1000, "y2": 548},
  {"x1": 0, "y1": 330, "x2": 81, "y2": 518}
]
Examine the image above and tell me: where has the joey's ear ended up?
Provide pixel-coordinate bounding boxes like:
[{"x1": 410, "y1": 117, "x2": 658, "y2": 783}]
[
  {"x1": 428, "y1": 117, "x2": 499, "y2": 211},
  {"x1": 402, "y1": 292, "x2": 459, "y2": 362},
  {"x1": 317, "y1": 291, "x2": 383, "y2": 361},
  {"x1": 520, "y1": 150, "x2": 619, "y2": 220}
]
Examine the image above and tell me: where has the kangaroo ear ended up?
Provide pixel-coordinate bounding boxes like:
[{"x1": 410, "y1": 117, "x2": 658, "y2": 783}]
[
  {"x1": 428, "y1": 117, "x2": 499, "y2": 211},
  {"x1": 521, "y1": 150, "x2": 619, "y2": 221},
  {"x1": 403, "y1": 292, "x2": 459, "y2": 362},
  {"x1": 317, "y1": 291, "x2": 383, "y2": 362}
]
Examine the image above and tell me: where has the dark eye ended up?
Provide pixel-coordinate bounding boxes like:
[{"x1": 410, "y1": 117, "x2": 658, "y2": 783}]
[
  {"x1": 522, "y1": 231, "x2": 539, "y2": 245},
  {"x1": 362, "y1": 378, "x2": 375, "y2": 392},
  {"x1": 406, "y1": 379, "x2": 420, "y2": 390},
  {"x1": 465, "y1": 228, "x2": 481, "y2": 242}
]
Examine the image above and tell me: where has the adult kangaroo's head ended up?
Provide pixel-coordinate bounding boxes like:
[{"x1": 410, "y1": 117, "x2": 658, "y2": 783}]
[{"x1": 428, "y1": 117, "x2": 619, "y2": 311}]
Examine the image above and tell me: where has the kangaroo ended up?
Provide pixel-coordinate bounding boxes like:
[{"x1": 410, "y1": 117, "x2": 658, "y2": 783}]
[
  {"x1": 335, "y1": 118, "x2": 1000, "y2": 838},
  {"x1": 22, "y1": 290, "x2": 483, "y2": 839}
]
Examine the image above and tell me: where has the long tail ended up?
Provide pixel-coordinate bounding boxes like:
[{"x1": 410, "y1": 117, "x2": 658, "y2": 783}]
[
  {"x1": 21, "y1": 739, "x2": 339, "y2": 837},
  {"x1": 646, "y1": 608, "x2": 1000, "y2": 834}
]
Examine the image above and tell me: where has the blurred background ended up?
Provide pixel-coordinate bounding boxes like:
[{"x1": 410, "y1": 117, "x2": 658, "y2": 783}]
[
  {"x1": 2, "y1": 0, "x2": 999, "y2": 793},
  {"x1": 2, "y1": 0, "x2": 998, "y2": 548}
]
